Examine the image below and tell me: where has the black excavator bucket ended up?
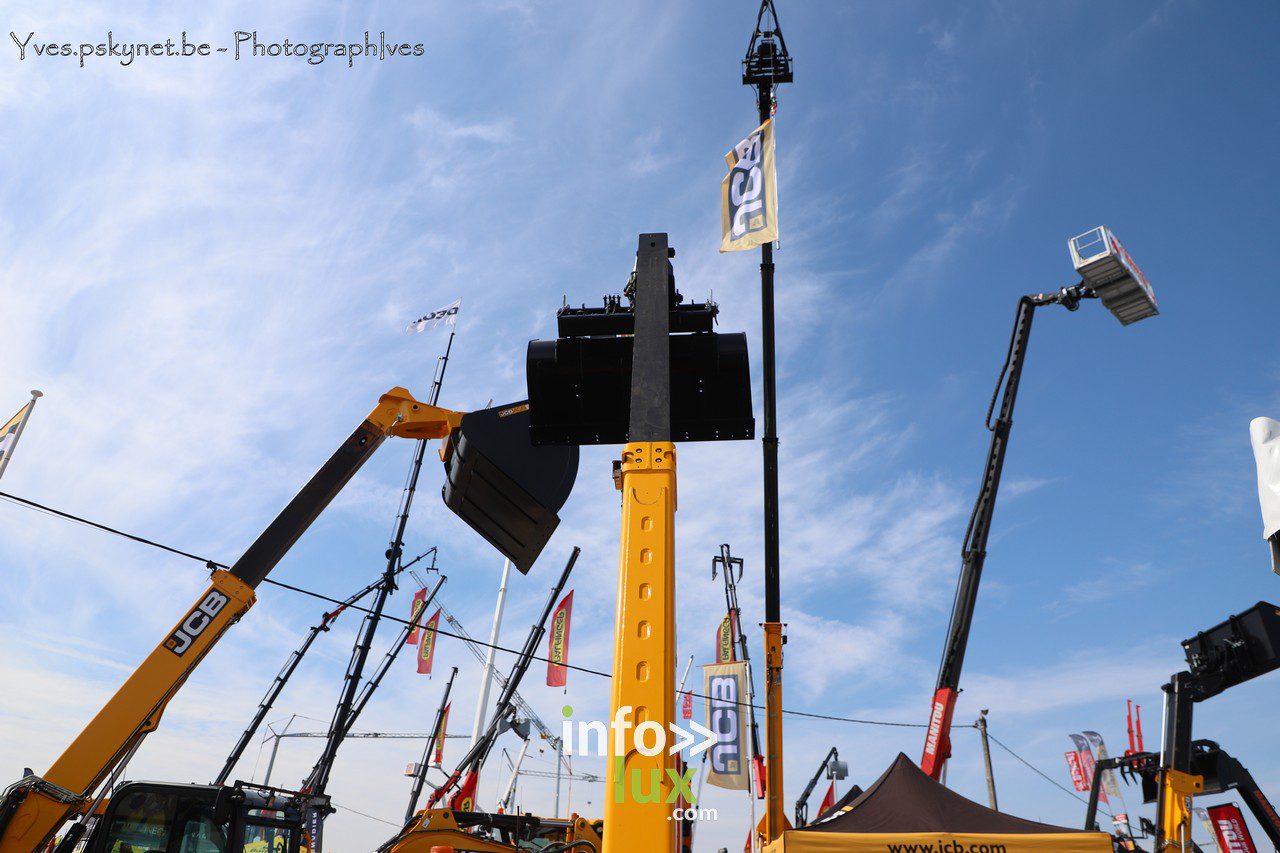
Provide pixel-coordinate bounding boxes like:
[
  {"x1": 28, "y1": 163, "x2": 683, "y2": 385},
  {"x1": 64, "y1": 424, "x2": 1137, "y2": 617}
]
[
  {"x1": 526, "y1": 299, "x2": 754, "y2": 446},
  {"x1": 442, "y1": 402, "x2": 578, "y2": 574}
]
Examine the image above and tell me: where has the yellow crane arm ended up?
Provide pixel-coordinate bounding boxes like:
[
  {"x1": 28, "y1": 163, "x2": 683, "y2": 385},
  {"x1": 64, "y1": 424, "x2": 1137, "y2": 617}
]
[{"x1": 0, "y1": 388, "x2": 463, "y2": 852}]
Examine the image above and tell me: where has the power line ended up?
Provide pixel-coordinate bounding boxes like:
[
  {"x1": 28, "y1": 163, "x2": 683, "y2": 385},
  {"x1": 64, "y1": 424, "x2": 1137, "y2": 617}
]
[
  {"x1": 985, "y1": 731, "x2": 1113, "y2": 819},
  {"x1": 0, "y1": 489, "x2": 958, "y2": 729},
  {"x1": 328, "y1": 801, "x2": 401, "y2": 828}
]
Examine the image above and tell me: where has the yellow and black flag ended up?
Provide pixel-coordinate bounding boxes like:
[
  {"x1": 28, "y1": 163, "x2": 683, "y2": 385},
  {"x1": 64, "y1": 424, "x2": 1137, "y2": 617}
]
[
  {"x1": 720, "y1": 118, "x2": 778, "y2": 252},
  {"x1": 0, "y1": 391, "x2": 41, "y2": 480}
]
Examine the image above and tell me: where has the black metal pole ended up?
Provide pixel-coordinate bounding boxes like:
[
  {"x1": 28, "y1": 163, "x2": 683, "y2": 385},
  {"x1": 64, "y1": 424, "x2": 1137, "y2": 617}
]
[
  {"x1": 215, "y1": 572, "x2": 388, "y2": 785},
  {"x1": 427, "y1": 547, "x2": 580, "y2": 806},
  {"x1": 406, "y1": 666, "x2": 458, "y2": 823},
  {"x1": 757, "y1": 83, "x2": 781, "y2": 628},
  {"x1": 341, "y1": 576, "x2": 445, "y2": 739}
]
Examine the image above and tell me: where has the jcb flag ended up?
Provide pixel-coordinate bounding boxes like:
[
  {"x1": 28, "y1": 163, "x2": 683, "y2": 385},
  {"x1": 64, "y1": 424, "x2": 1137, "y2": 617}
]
[
  {"x1": 716, "y1": 612, "x2": 738, "y2": 664},
  {"x1": 417, "y1": 608, "x2": 441, "y2": 675},
  {"x1": 546, "y1": 590, "x2": 574, "y2": 687},
  {"x1": 704, "y1": 661, "x2": 751, "y2": 790},
  {"x1": 433, "y1": 703, "x2": 450, "y2": 765},
  {"x1": 449, "y1": 770, "x2": 478, "y2": 812},
  {"x1": 720, "y1": 119, "x2": 778, "y2": 253},
  {"x1": 406, "y1": 588, "x2": 429, "y2": 645}
]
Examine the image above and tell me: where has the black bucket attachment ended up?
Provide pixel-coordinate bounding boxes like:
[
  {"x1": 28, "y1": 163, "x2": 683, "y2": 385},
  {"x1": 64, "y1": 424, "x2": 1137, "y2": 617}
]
[
  {"x1": 526, "y1": 332, "x2": 754, "y2": 446},
  {"x1": 442, "y1": 402, "x2": 578, "y2": 574}
]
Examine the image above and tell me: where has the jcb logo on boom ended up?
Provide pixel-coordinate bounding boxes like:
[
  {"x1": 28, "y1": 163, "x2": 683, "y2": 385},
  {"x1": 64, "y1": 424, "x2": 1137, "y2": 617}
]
[{"x1": 165, "y1": 591, "x2": 230, "y2": 657}]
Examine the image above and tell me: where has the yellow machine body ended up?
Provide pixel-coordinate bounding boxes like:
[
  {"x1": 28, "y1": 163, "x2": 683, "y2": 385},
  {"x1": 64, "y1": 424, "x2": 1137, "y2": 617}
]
[
  {"x1": 603, "y1": 442, "x2": 678, "y2": 853},
  {"x1": 387, "y1": 809, "x2": 602, "y2": 852},
  {"x1": 1160, "y1": 769, "x2": 1204, "y2": 852}
]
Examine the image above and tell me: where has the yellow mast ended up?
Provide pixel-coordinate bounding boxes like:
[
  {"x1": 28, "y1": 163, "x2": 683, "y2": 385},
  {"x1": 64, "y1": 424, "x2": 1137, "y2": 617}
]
[{"x1": 603, "y1": 441, "x2": 678, "y2": 853}]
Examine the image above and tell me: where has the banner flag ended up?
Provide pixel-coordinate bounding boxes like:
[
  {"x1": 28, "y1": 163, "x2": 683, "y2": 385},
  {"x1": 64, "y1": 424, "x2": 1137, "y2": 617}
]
[
  {"x1": 1195, "y1": 808, "x2": 1220, "y2": 853},
  {"x1": 406, "y1": 298, "x2": 460, "y2": 334},
  {"x1": 820, "y1": 781, "x2": 837, "y2": 816},
  {"x1": 546, "y1": 590, "x2": 574, "y2": 687},
  {"x1": 406, "y1": 588, "x2": 428, "y2": 645},
  {"x1": 304, "y1": 805, "x2": 325, "y2": 853},
  {"x1": 682, "y1": 690, "x2": 694, "y2": 720},
  {"x1": 717, "y1": 611, "x2": 738, "y2": 664},
  {"x1": 705, "y1": 661, "x2": 752, "y2": 790},
  {"x1": 449, "y1": 769, "x2": 478, "y2": 812},
  {"x1": 720, "y1": 119, "x2": 778, "y2": 253},
  {"x1": 1249, "y1": 417, "x2": 1280, "y2": 574},
  {"x1": 1082, "y1": 731, "x2": 1123, "y2": 800},
  {"x1": 433, "y1": 703, "x2": 450, "y2": 765},
  {"x1": 1064, "y1": 751, "x2": 1088, "y2": 792},
  {"x1": 1068, "y1": 734, "x2": 1107, "y2": 803},
  {"x1": 417, "y1": 608, "x2": 441, "y2": 675},
  {"x1": 1209, "y1": 803, "x2": 1259, "y2": 853},
  {"x1": 0, "y1": 394, "x2": 39, "y2": 480},
  {"x1": 0, "y1": 404, "x2": 28, "y2": 464}
]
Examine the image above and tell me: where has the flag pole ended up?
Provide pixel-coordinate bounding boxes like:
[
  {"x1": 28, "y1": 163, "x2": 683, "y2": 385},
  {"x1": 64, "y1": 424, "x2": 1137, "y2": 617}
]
[
  {"x1": 743, "y1": 1, "x2": 792, "y2": 842},
  {"x1": 471, "y1": 558, "x2": 512, "y2": 751},
  {"x1": 0, "y1": 390, "x2": 42, "y2": 482},
  {"x1": 428, "y1": 329, "x2": 456, "y2": 407}
]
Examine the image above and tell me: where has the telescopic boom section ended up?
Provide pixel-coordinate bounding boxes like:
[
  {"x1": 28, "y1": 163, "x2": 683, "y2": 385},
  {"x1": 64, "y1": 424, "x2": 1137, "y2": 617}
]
[
  {"x1": 0, "y1": 388, "x2": 464, "y2": 853},
  {"x1": 921, "y1": 296, "x2": 1043, "y2": 780}
]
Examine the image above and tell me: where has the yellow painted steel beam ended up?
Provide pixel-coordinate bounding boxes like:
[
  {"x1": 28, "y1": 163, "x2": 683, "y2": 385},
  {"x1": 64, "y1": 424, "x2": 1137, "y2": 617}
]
[
  {"x1": 1160, "y1": 769, "x2": 1204, "y2": 852},
  {"x1": 0, "y1": 570, "x2": 256, "y2": 853},
  {"x1": 764, "y1": 621, "x2": 787, "y2": 843},
  {"x1": 603, "y1": 441, "x2": 678, "y2": 853}
]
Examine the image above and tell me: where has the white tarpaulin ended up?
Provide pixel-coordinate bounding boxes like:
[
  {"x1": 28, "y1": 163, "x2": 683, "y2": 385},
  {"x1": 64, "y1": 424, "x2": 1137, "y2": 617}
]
[{"x1": 1249, "y1": 417, "x2": 1280, "y2": 574}]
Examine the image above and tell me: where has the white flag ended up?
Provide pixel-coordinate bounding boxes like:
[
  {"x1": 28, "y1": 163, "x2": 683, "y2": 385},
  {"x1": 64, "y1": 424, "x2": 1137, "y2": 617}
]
[
  {"x1": 1250, "y1": 417, "x2": 1280, "y2": 574},
  {"x1": 406, "y1": 299, "x2": 460, "y2": 334}
]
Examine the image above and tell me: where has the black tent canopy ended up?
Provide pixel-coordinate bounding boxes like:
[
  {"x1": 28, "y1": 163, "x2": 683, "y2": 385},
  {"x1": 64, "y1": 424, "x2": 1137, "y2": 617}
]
[{"x1": 765, "y1": 754, "x2": 1111, "y2": 853}]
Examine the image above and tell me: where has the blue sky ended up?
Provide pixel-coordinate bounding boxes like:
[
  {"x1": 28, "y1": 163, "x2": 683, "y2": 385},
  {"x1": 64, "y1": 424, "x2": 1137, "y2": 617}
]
[{"x1": 1, "y1": 1, "x2": 1278, "y2": 850}]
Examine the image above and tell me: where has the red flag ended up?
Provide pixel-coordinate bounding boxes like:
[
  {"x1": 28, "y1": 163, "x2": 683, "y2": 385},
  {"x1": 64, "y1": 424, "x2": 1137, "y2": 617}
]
[
  {"x1": 406, "y1": 588, "x2": 428, "y2": 645},
  {"x1": 449, "y1": 769, "x2": 478, "y2": 812},
  {"x1": 1064, "y1": 751, "x2": 1088, "y2": 792},
  {"x1": 717, "y1": 611, "x2": 738, "y2": 664},
  {"x1": 546, "y1": 590, "x2": 574, "y2": 687},
  {"x1": 433, "y1": 703, "x2": 450, "y2": 765},
  {"x1": 1209, "y1": 804, "x2": 1259, "y2": 853},
  {"x1": 745, "y1": 829, "x2": 753, "y2": 853},
  {"x1": 417, "y1": 608, "x2": 441, "y2": 675},
  {"x1": 682, "y1": 690, "x2": 693, "y2": 720},
  {"x1": 1077, "y1": 748, "x2": 1108, "y2": 804},
  {"x1": 819, "y1": 781, "x2": 836, "y2": 816}
]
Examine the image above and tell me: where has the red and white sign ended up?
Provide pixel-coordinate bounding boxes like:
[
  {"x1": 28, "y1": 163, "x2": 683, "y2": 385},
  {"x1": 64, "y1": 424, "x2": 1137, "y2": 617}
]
[
  {"x1": 1065, "y1": 751, "x2": 1089, "y2": 792},
  {"x1": 682, "y1": 690, "x2": 694, "y2": 720},
  {"x1": 1209, "y1": 804, "x2": 1258, "y2": 853}
]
